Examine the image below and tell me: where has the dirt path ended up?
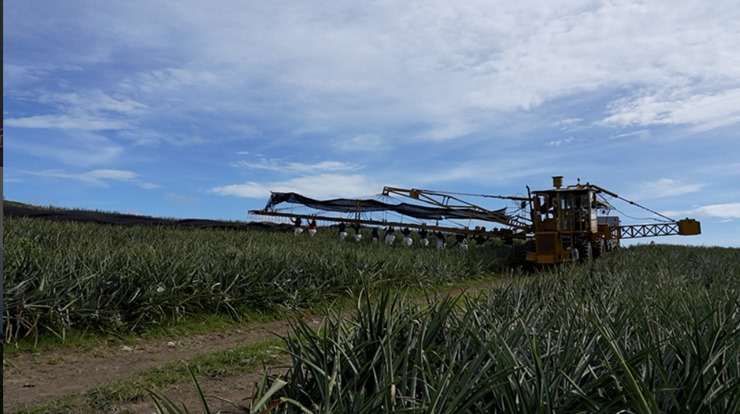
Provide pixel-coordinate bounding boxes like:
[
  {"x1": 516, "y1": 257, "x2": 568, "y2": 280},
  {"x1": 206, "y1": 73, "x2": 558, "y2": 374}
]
[
  {"x1": 2, "y1": 319, "x2": 302, "y2": 413},
  {"x1": 3, "y1": 280, "x2": 507, "y2": 413}
]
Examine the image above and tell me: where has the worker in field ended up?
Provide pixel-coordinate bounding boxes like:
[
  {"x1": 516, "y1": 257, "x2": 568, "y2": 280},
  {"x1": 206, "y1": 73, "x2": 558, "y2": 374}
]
[
  {"x1": 371, "y1": 227, "x2": 380, "y2": 243},
  {"x1": 384, "y1": 226, "x2": 396, "y2": 245},
  {"x1": 401, "y1": 227, "x2": 413, "y2": 247},
  {"x1": 473, "y1": 233, "x2": 487, "y2": 247},
  {"x1": 338, "y1": 222, "x2": 348, "y2": 240},
  {"x1": 456, "y1": 233, "x2": 469, "y2": 251},
  {"x1": 419, "y1": 226, "x2": 429, "y2": 246},
  {"x1": 353, "y1": 223, "x2": 362, "y2": 242},
  {"x1": 435, "y1": 230, "x2": 446, "y2": 250},
  {"x1": 473, "y1": 227, "x2": 488, "y2": 247},
  {"x1": 308, "y1": 219, "x2": 318, "y2": 236},
  {"x1": 570, "y1": 246, "x2": 579, "y2": 261},
  {"x1": 291, "y1": 217, "x2": 303, "y2": 235}
]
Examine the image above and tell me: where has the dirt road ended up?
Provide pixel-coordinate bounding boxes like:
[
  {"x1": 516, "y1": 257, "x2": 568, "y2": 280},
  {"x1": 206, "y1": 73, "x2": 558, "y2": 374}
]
[{"x1": 3, "y1": 319, "x2": 298, "y2": 413}]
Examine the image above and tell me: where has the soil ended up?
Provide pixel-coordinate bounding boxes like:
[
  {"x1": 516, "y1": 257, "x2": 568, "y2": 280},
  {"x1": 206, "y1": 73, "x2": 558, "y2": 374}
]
[{"x1": 2, "y1": 319, "x2": 303, "y2": 413}]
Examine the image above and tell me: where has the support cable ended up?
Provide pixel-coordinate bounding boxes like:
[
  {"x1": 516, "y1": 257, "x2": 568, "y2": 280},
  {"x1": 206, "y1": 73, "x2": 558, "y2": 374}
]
[{"x1": 614, "y1": 195, "x2": 674, "y2": 222}]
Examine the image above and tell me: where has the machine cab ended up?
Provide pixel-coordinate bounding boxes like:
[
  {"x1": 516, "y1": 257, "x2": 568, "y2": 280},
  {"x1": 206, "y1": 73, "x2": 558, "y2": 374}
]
[
  {"x1": 532, "y1": 188, "x2": 597, "y2": 234},
  {"x1": 527, "y1": 177, "x2": 602, "y2": 264}
]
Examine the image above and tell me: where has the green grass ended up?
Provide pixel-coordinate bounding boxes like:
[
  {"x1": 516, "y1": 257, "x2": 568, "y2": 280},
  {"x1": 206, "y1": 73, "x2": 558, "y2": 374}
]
[{"x1": 3, "y1": 311, "x2": 278, "y2": 356}]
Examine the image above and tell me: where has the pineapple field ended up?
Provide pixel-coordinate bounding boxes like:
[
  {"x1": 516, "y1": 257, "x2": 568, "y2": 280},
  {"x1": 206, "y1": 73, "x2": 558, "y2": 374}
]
[{"x1": 3, "y1": 205, "x2": 739, "y2": 413}]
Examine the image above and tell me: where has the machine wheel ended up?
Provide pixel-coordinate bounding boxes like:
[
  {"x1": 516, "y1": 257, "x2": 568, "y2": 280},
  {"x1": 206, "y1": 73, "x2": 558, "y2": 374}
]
[
  {"x1": 524, "y1": 240, "x2": 536, "y2": 254},
  {"x1": 593, "y1": 239, "x2": 605, "y2": 259},
  {"x1": 522, "y1": 240, "x2": 537, "y2": 271},
  {"x1": 577, "y1": 241, "x2": 593, "y2": 262},
  {"x1": 509, "y1": 240, "x2": 536, "y2": 270}
]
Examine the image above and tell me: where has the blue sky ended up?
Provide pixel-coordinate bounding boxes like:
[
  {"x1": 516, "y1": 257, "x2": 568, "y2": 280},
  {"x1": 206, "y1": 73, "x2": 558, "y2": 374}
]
[{"x1": 4, "y1": 0, "x2": 740, "y2": 247}]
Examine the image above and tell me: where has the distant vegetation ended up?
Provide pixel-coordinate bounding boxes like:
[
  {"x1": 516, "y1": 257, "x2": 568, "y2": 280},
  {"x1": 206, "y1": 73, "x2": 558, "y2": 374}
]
[{"x1": 3, "y1": 214, "x2": 515, "y2": 344}]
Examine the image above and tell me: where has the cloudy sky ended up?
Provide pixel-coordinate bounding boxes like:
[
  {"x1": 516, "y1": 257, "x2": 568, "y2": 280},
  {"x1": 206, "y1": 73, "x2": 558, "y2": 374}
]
[{"x1": 4, "y1": 0, "x2": 740, "y2": 246}]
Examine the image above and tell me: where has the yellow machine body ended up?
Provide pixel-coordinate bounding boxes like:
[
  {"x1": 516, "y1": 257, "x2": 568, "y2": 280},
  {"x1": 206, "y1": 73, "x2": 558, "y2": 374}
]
[{"x1": 525, "y1": 177, "x2": 701, "y2": 265}]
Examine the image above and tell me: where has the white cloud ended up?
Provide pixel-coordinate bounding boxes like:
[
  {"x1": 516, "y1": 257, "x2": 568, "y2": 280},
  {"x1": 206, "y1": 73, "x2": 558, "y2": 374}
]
[
  {"x1": 5, "y1": 114, "x2": 128, "y2": 131},
  {"x1": 137, "y1": 182, "x2": 162, "y2": 190},
  {"x1": 28, "y1": 169, "x2": 159, "y2": 189},
  {"x1": 3, "y1": 63, "x2": 84, "y2": 89},
  {"x1": 10, "y1": 131, "x2": 124, "y2": 167},
  {"x1": 554, "y1": 118, "x2": 582, "y2": 127},
  {"x1": 610, "y1": 130, "x2": 652, "y2": 140},
  {"x1": 547, "y1": 137, "x2": 574, "y2": 147},
  {"x1": 690, "y1": 203, "x2": 740, "y2": 219},
  {"x1": 210, "y1": 182, "x2": 268, "y2": 198},
  {"x1": 695, "y1": 161, "x2": 740, "y2": 178},
  {"x1": 8, "y1": 1, "x2": 740, "y2": 143},
  {"x1": 121, "y1": 68, "x2": 222, "y2": 94},
  {"x1": 407, "y1": 157, "x2": 554, "y2": 191},
  {"x1": 630, "y1": 179, "x2": 704, "y2": 200},
  {"x1": 601, "y1": 88, "x2": 740, "y2": 131},
  {"x1": 210, "y1": 173, "x2": 380, "y2": 199},
  {"x1": 3, "y1": 64, "x2": 48, "y2": 87},
  {"x1": 233, "y1": 158, "x2": 361, "y2": 173},
  {"x1": 420, "y1": 118, "x2": 480, "y2": 142},
  {"x1": 117, "y1": 129, "x2": 176, "y2": 146},
  {"x1": 38, "y1": 90, "x2": 147, "y2": 114},
  {"x1": 32, "y1": 0, "x2": 731, "y2": 143},
  {"x1": 5, "y1": 89, "x2": 146, "y2": 133},
  {"x1": 88, "y1": 169, "x2": 138, "y2": 180},
  {"x1": 333, "y1": 134, "x2": 385, "y2": 152}
]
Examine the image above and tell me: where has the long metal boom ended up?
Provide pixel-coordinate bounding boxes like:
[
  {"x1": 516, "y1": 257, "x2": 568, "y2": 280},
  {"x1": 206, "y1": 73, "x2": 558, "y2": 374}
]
[
  {"x1": 381, "y1": 186, "x2": 530, "y2": 230},
  {"x1": 248, "y1": 210, "x2": 523, "y2": 238},
  {"x1": 619, "y1": 219, "x2": 701, "y2": 239}
]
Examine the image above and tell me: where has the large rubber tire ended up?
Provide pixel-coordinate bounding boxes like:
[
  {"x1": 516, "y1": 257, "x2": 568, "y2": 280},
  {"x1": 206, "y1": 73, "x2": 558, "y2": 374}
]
[
  {"x1": 522, "y1": 240, "x2": 537, "y2": 271},
  {"x1": 509, "y1": 240, "x2": 536, "y2": 271},
  {"x1": 593, "y1": 239, "x2": 605, "y2": 259},
  {"x1": 578, "y1": 241, "x2": 593, "y2": 262},
  {"x1": 524, "y1": 240, "x2": 536, "y2": 254}
]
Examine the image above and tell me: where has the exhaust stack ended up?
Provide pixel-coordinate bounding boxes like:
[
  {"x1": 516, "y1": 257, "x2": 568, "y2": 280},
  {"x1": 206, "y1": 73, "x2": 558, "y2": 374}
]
[{"x1": 552, "y1": 176, "x2": 563, "y2": 189}]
